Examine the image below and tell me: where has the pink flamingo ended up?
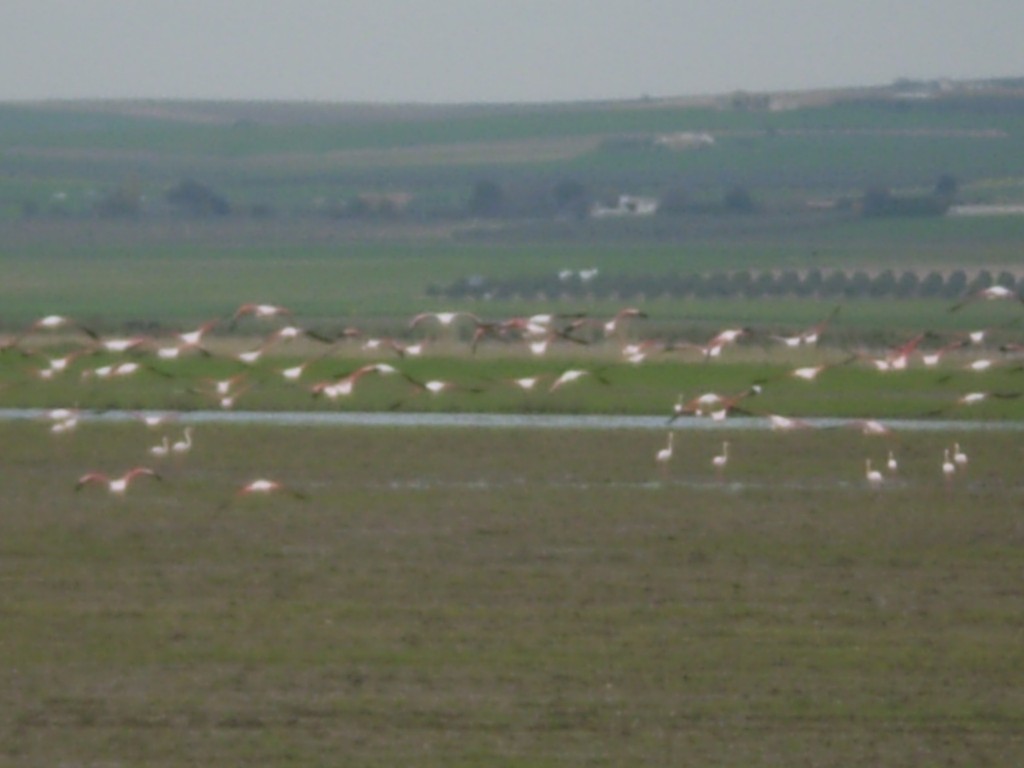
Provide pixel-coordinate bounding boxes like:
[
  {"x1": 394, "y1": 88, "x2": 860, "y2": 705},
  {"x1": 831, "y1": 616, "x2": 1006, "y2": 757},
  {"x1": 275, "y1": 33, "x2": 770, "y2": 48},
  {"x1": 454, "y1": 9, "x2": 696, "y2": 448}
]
[{"x1": 75, "y1": 467, "x2": 162, "y2": 495}]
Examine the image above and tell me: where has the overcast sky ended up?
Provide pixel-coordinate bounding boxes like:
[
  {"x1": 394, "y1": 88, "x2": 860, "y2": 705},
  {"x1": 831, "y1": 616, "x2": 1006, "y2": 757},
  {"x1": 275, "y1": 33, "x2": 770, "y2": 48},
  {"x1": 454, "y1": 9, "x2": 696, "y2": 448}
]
[{"x1": 1, "y1": 1, "x2": 1022, "y2": 103}]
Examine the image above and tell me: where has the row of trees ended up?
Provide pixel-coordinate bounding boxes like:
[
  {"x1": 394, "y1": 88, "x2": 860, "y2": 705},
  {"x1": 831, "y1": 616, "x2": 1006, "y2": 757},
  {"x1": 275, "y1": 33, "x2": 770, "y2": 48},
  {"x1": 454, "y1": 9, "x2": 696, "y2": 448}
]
[
  {"x1": 435, "y1": 268, "x2": 1018, "y2": 301},
  {"x1": 26, "y1": 174, "x2": 959, "y2": 222}
]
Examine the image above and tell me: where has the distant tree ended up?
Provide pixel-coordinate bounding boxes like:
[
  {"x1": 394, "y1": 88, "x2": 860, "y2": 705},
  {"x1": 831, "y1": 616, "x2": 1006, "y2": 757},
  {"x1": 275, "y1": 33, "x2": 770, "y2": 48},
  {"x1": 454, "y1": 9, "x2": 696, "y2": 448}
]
[
  {"x1": 657, "y1": 185, "x2": 690, "y2": 216},
  {"x1": 166, "y1": 179, "x2": 230, "y2": 217},
  {"x1": 468, "y1": 179, "x2": 505, "y2": 218},
  {"x1": 95, "y1": 180, "x2": 142, "y2": 218},
  {"x1": 870, "y1": 269, "x2": 897, "y2": 297},
  {"x1": 918, "y1": 271, "x2": 945, "y2": 298},
  {"x1": 551, "y1": 179, "x2": 590, "y2": 219},
  {"x1": 895, "y1": 271, "x2": 920, "y2": 298},
  {"x1": 934, "y1": 174, "x2": 959, "y2": 203},
  {"x1": 943, "y1": 270, "x2": 968, "y2": 299}
]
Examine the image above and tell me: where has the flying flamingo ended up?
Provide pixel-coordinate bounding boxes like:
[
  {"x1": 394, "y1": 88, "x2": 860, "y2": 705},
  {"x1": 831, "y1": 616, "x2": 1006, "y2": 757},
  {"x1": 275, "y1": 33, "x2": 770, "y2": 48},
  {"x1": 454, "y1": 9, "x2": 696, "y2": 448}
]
[
  {"x1": 602, "y1": 308, "x2": 648, "y2": 336},
  {"x1": 920, "y1": 390, "x2": 1022, "y2": 417},
  {"x1": 549, "y1": 367, "x2": 609, "y2": 392},
  {"x1": 920, "y1": 337, "x2": 968, "y2": 367},
  {"x1": 408, "y1": 311, "x2": 482, "y2": 334},
  {"x1": 75, "y1": 467, "x2": 162, "y2": 495},
  {"x1": 769, "y1": 305, "x2": 841, "y2": 347},
  {"x1": 310, "y1": 363, "x2": 397, "y2": 400},
  {"x1": 949, "y1": 285, "x2": 1023, "y2": 312},
  {"x1": 19, "y1": 314, "x2": 98, "y2": 341},
  {"x1": 230, "y1": 303, "x2": 292, "y2": 324}
]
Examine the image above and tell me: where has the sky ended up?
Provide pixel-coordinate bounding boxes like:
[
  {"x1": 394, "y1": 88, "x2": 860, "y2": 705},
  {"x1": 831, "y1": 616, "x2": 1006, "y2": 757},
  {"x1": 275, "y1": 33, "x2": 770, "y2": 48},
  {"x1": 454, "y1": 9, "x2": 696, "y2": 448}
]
[{"x1": 1, "y1": 1, "x2": 1022, "y2": 104}]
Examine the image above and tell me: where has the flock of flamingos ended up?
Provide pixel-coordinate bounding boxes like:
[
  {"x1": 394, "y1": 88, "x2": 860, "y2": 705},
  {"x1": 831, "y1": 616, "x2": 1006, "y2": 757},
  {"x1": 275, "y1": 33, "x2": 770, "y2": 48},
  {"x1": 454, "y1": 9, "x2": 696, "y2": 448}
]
[{"x1": 5, "y1": 282, "x2": 1024, "y2": 501}]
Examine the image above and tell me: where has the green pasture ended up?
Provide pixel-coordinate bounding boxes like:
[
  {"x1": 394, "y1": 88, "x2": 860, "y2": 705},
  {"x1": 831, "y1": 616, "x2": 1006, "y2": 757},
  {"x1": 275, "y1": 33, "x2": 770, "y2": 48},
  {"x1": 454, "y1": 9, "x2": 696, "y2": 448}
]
[
  {"x1": 4, "y1": 341, "x2": 1024, "y2": 422},
  {"x1": 2, "y1": 422, "x2": 1023, "y2": 765},
  {"x1": 2, "y1": 215, "x2": 1024, "y2": 330}
]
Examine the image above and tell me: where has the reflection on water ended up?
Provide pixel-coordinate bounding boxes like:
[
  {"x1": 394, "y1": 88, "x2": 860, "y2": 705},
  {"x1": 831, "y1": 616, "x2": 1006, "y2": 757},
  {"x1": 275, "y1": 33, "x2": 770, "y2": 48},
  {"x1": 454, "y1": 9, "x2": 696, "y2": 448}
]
[{"x1": 3, "y1": 408, "x2": 1023, "y2": 432}]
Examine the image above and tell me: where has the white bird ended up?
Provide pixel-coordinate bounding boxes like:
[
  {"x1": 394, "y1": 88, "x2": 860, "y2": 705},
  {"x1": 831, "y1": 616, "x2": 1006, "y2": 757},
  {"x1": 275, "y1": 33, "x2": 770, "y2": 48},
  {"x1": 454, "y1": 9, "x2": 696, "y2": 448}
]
[
  {"x1": 712, "y1": 441, "x2": 729, "y2": 479},
  {"x1": 75, "y1": 467, "x2": 162, "y2": 495},
  {"x1": 942, "y1": 449, "x2": 956, "y2": 486},
  {"x1": 887, "y1": 450, "x2": 898, "y2": 473},
  {"x1": 172, "y1": 427, "x2": 194, "y2": 457},
  {"x1": 220, "y1": 478, "x2": 308, "y2": 508},
  {"x1": 865, "y1": 459, "x2": 884, "y2": 489},
  {"x1": 149, "y1": 436, "x2": 171, "y2": 458},
  {"x1": 952, "y1": 442, "x2": 968, "y2": 468},
  {"x1": 655, "y1": 433, "x2": 674, "y2": 476}
]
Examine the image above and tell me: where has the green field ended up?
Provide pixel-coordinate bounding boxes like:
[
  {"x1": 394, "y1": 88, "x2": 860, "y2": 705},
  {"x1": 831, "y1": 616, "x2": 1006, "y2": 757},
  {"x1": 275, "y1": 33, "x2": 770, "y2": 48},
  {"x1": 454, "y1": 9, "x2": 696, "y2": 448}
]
[{"x1": 2, "y1": 423, "x2": 1023, "y2": 765}]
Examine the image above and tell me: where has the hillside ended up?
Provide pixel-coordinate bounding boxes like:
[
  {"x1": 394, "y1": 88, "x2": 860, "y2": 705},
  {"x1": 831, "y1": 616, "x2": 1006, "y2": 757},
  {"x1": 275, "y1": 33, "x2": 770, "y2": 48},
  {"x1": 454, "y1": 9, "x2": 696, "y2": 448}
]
[{"x1": 3, "y1": 77, "x2": 1024, "y2": 227}]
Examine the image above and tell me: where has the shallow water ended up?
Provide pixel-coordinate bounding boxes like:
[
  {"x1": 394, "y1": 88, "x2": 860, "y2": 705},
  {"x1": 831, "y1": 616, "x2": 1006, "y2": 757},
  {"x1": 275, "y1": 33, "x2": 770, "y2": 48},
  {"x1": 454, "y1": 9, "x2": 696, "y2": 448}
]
[{"x1": 5, "y1": 407, "x2": 1024, "y2": 432}]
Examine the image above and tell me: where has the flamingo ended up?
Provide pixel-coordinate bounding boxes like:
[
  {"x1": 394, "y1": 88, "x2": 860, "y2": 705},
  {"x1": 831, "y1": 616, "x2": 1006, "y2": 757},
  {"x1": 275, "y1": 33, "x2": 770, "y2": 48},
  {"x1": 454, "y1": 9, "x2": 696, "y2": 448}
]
[
  {"x1": 766, "y1": 413, "x2": 816, "y2": 431},
  {"x1": 223, "y1": 478, "x2": 308, "y2": 506},
  {"x1": 96, "y1": 335, "x2": 149, "y2": 354},
  {"x1": 921, "y1": 337, "x2": 968, "y2": 367},
  {"x1": 603, "y1": 307, "x2": 648, "y2": 336},
  {"x1": 20, "y1": 314, "x2": 98, "y2": 341},
  {"x1": 769, "y1": 305, "x2": 841, "y2": 347},
  {"x1": 655, "y1": 433, "x2": 674, "y2": 476},
  {"x1": 230, "y1": 303, "x2": 292, "y2": 324},
  {"x1": 549, "y1": 367, "x2": 609, "y2": 392},
  {"x1": 920, "y1": 390, "x2": 1022, "y2": 417},
  {"x1": 408, "y1": 311, "x2": 482, "y2": 332},
  {"x1": 310, "y1": 363, "x2": 397, "y2": 400},
  {"x1": 865, "y1": 459, "x2": 884, "y2": 489},
  {"x1": 75, "y1": 467, "x2": 162, "y2": 495},
  {"x1": 952, "y1": 442, "x2": 968, "y2": 468},
  {"x1": 949, "y1": 285, "x2": 1023, "y2": 312},
  {"x1": 887, "y1": 450, "x2": 898, "y2": 473},
  {"x1": 942, "y1": 449, "x2": 956, "y2": 487},
  {"x1": 149, "y1": 436, "x2": 171, "y2": 458},
  {"x1": 133, "y1": 411, "x2": 179, "y2": 429},
  {"x1": 264, "y1": 324, "x2": 336, "y2": 345},
  {"x1": 176, "y1": 318, "x2": 220, "y2": 347},
  {"x1": 847, "y1": 419, "x2": 893, "y2": 437},
  {"x1": 712, "y1": 441, "x2": 729, "y2": 479},
  {"x1": 172, "y1": 427, "x2": 194, "y2": 457}
]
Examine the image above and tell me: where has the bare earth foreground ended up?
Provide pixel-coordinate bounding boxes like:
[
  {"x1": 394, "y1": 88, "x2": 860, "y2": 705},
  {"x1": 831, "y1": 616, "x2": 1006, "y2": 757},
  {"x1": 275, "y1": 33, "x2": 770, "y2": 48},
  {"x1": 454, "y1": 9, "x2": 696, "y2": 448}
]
[{"x1": 2, "y1": 422, "x2": 1023, "y2": 766}]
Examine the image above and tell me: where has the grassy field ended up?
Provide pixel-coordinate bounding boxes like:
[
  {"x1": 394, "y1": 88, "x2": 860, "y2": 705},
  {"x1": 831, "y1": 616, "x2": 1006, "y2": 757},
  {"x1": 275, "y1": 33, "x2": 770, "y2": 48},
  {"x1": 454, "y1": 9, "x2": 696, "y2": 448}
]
[
  {"x1": 2, "y1": 422, "x2": 1023, "y2": 765},
  {"x1": 3, "y1": 86, "x2": 1024, "y2": 766},
  {"x1": 2, "y1": 215, "x2": 1024, "y2": 330}
]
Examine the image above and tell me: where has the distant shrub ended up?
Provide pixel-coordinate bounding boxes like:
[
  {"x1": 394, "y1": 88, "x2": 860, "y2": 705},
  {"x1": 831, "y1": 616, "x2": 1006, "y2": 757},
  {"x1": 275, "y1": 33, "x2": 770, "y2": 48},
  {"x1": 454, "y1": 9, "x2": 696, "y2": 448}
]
[
  {"x1": 895, "y1": 271, "x2": 920, "y2": 298},
  {"x1": 943, "y1": 270, "x2": 968, "y2": 299},
  {"x1": 918, "y1": 271, "x2": 945, "y2": 298}
]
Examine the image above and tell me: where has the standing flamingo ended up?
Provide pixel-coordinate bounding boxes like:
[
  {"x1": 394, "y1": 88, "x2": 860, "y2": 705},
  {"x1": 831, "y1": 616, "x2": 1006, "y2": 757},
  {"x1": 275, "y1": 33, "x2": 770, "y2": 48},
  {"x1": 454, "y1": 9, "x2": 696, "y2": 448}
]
[
  {"x1": 149, "y1": 436, "x2": 171, "y2": 458},
  {"x1": 172, "y1": 427, "x2": 194, "y2": 457},
  {"x1": 865, "y1": 459, "x2": 884, "y2": 489},
  {"x1": 712, "y1": 441, "x2": 730, "y2": 480},
  {"x1": 942, "y1": 449, "x2": 956, "y2": 488},
  {"x1": 952, "y1": 442, "x2": 968, "y2": 469},
  {"x1": 655, "y1": 433, "x2": 674, "y2": 478}
]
